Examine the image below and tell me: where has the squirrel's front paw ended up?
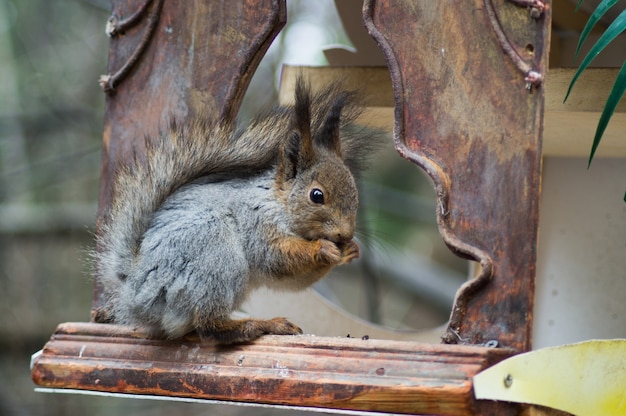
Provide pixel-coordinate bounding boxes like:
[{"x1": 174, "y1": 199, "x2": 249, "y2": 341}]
[
  {"x1": 339, "y1": 240, "x2": 360, "y2": 264},
  {"x1": 315, "y1": 239, "x2": 360, "y2": 265},
  {"x1": 315, "y1": 239, "x2": 343, "y2": 265}
]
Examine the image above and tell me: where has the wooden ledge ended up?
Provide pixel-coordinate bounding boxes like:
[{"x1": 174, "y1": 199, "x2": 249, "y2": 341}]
[{"x1": 31, "y1": 322, "x2": 519, "y2": 415}]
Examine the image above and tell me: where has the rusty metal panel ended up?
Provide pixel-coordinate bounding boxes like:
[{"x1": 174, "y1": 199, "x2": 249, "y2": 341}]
[
  {"x1": 93, "y1": 0, "x2": 286, "y2": 314},
  {"x1": 364, "y1": 0, "x2": 550, "y2": 352}
]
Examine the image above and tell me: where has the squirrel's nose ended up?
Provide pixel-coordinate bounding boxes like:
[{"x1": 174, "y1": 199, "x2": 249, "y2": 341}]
[{"x1": 332, "y1": 229, "x2": 354, "y2": 244}]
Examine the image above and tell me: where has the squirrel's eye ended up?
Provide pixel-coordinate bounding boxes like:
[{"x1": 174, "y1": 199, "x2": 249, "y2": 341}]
[{"x1": 309, "y1": 188, "x2": 325, "y2": 204}]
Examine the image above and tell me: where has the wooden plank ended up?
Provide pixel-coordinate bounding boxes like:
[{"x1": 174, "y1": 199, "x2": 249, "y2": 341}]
[
  {"x1": 278, "y1": 66, "x2": 394, "y2": 107},
  {"x1": 544, "y1": 112, "x2": 626, "y2": 157},
  {"x1": 31, "y1": 322, "x2": 519, "y2": 415},
  {"x1": 544, "y1": 68, "x2": 625, "y2": 157},
  {"x1": 550, "y1": 0, "x2": 603, "y2": 33},
  {"x1": 546, "y1": 68, "x2": 626, "y2": 113},
  {"x1": 360, "y1": 108, "x2": 626, "y2": 158}
]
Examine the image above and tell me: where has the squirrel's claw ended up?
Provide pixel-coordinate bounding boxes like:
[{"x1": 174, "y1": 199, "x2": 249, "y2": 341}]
[
  {"x1": 315, "y1": 239, "x2": 344, "y2": 265},
  {"x1": 315, "y1": 239, "x2": 360, "y2": 266},
  {"x1": 339, "y1": 240, "x2": 360, "y2": 264},
  {"x1": 262, "y1": 317, "x2": 303, "y2": 336}
]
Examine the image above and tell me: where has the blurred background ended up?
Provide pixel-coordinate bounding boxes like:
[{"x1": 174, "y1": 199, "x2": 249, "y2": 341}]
[
  {"x1": 2, "y1": 0, "x2": 625, "y2": 415},
  {"x1": 0, "y1": 0, "x2": 462, "y2": 414}
]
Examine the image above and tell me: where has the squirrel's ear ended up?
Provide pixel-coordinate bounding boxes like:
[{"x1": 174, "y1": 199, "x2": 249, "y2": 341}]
[
  {"x1": 314, "y1": 92, "x2": 347, "y2": 156},
  {"x1": 280, "y1": 131, "x2": 302, "y2": 180},
  {"x1": 277, "y1": 78, "x2": 315, "y2": 181},
  {"x1": 292, "y1": 77, "x2": 316, "y2": 164},
  {"x1": 293, "y1": 77, "x2": 314, "y2": 159}
]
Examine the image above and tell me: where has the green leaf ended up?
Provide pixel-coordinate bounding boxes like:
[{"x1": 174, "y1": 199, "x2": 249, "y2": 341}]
[
  {"x1": 575, "y1": 0, "x2": 585, "y2": 12},
  {"x1": 565, "y1": 8, "x2": 626, "y2": 103},
  {"x1": 575, "y1": 0, "x2": 619, "y2": 57},
  {"x1": 588, "y1": 59, "x2": 626, "y2": 167}
]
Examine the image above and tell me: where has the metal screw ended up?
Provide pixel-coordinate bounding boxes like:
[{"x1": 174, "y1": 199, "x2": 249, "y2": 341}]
[{"x1": 504, "y1": 374, "x2": 513, "y2": 388}]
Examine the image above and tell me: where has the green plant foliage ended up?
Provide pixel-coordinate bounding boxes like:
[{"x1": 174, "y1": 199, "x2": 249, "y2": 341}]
[
  {"x1": 575, "y1": 0, "x2": 619, "y2": 57},
  {"x1": 566, "y1": 1, "x2": 626, "y2": 169},
  {"x1": 591, "y1": 60, "x2": 626, "y2": 166}
]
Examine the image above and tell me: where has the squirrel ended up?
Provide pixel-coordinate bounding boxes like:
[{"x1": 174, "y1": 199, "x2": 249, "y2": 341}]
[{"x1": 94, "y1": 77, "x2": 378, "y2": 345}]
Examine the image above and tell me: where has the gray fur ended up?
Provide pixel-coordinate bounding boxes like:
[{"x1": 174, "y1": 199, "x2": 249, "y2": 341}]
[
  {"x1": 112, "y1": 172, "x2": 286, "y2": 338},
  {"x1": 95, "y1": 79, "x2": 378, "y2": 342}
]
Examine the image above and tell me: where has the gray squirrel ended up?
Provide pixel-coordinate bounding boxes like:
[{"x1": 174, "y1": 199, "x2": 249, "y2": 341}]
[{"x1": 94, "y1": 78, "x2": 376, "y2": 344}]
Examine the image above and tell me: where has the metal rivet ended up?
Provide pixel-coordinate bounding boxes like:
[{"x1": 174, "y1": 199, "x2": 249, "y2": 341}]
[
  {"x1": 530, "y1": 7, "x2": 542, "y2": 19},
  {"x1": 504, "y1": 374, "x2": 513, "y2": 388}
]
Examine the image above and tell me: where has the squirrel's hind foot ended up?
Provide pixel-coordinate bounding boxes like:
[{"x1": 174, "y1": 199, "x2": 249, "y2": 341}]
[
  {"x1": 92, "y1": 305, "x2": 115, "y2": 324},
  {"x1": 199, "y1": 317, "x2": 302, "y2": 345}
]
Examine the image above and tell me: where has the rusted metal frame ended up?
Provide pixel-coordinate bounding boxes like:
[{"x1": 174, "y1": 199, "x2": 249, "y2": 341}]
[
  {"x1": 32, "y1": 322, "x2": 520, "y2": 415},
  {"x1": 363, "y1": 0, "x2": 548, "y2": 352}
]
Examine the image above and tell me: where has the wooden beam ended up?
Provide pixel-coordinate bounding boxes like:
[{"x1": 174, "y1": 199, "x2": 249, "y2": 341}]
[
  {"x1": 546, "y1": 68, "x2": 626, "y2": 112},
  {"x1": 550, "y1": 0, "x2": 603, "y2": 32},
  {"x1": 31, "y1": 322, "x2": 520, "y2": 415}
]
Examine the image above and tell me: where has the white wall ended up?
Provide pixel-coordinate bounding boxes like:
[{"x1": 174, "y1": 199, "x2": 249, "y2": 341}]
[{"x1": 534, "y1": 157, "x2": 626, "y2": 348}]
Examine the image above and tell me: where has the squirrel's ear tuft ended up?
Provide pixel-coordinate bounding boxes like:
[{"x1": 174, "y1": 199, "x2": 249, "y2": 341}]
[
  {"x1": 290, "y1": 77, "x2": 315, "y2": 164},
  {"x1": 277, "y1": 78, "x2": 317, "y2": 182},
  {"x1": 293, "y1": 77, "x2": 312, "y2": 149},
  {"x1": 314, "y1": 92, "x2": 347, "y2": 156}
]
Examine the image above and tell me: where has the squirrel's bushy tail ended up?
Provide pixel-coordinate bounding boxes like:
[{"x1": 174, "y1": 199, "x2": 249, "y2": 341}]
[{"x1": 96, "y1": 115, "x2": 292, "y2": 295}]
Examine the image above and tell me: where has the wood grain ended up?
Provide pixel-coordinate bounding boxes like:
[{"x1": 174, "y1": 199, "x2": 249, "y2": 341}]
[{"x1": 32, "y1": 322, "x2": 520, "y2": 415}]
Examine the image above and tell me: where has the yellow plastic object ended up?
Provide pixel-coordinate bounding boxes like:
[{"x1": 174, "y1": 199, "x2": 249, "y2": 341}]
[{"x1": 473, "y1": 340, "x2": 626, "y2": 416}]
